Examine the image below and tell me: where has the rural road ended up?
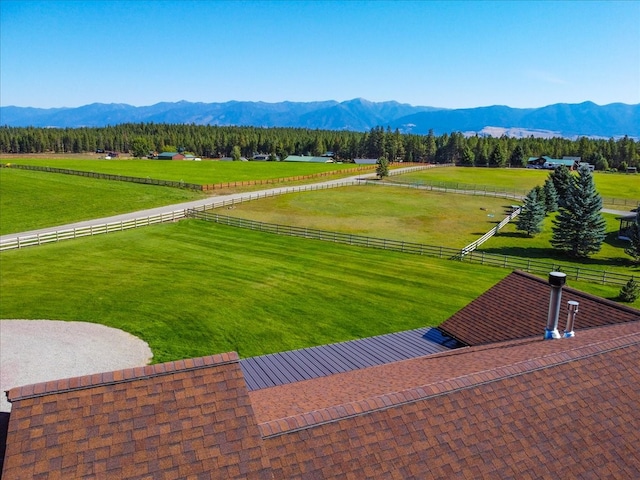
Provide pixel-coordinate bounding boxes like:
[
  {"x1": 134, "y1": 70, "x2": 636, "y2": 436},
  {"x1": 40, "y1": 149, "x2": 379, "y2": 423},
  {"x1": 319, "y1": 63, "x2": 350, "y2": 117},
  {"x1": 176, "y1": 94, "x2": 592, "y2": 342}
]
[{"x1": 1, "y1": 165, "x2": 634, "y2": 244}]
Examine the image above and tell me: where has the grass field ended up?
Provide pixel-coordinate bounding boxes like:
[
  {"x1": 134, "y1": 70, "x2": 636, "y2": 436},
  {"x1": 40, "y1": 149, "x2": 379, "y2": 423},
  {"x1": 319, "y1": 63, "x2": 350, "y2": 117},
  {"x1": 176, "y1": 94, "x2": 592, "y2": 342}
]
[
  {"x1": 0, "y1": 168, "x2": 205, "y2": 235},
  {"x1": 0, "y1": 221, "x2": 513, "y2": 362},
  {"x1": 392, "y1": 167, "x2": 640, "y2": 202},
  {"x1": 1, "y1": 221, "x2": 636, "y2": 363},
  {"x1": 222, "y1": 184, "x2": 636, "y2": 276},
  {"x1": 3, "y1": 158, "x2": 368, "y2": 184},
  {"x1": 225, "y1": 185, "x2": 515, "y2": 248}
]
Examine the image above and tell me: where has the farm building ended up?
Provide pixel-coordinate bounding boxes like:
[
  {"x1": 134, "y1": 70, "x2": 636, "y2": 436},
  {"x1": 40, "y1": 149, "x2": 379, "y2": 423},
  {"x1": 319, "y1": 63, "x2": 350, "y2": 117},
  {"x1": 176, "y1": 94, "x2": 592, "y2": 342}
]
[
  {"x1": 156, "y1": 152, "x2": 185, "y2": 160},
  {"x1": 527, "y1": 155, "x2": 580, "y2": 169},
  {"x1": 284, "y1": 155, "x2": 333, "y2": 163},
  {"x1": 354, "y1": 158, "x2": 379, "y2": 165},
  {"x1": 2, "y1": 271, "x2": 639, "y2": 478}
]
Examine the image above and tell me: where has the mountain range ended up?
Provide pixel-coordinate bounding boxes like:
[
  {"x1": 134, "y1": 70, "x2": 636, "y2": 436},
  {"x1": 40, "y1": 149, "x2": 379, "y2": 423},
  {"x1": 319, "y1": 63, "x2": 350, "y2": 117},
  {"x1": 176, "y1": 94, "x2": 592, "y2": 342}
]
[{"x1": 1, "y1": 99, "x2": 638, "y2": 139}]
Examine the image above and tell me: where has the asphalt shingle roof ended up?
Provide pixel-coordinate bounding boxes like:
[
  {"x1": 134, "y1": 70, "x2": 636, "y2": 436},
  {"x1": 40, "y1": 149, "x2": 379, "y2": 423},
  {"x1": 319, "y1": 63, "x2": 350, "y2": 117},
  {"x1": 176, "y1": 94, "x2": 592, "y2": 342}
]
[
  {"x1": 438, "y1": 270, "x2": 639, "y2": 346},
  {"x1": 2, "y1": 353, "x2": 272, "y2": 479},
  {"x1": 259, "y1": 324, "x2": 640, "y2": 478}
]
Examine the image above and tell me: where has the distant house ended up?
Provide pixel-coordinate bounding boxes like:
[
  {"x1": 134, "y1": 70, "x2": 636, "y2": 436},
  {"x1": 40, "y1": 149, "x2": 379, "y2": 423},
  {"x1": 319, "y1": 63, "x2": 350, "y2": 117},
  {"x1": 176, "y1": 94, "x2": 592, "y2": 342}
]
[
  {"x1": 527, "y1": 156, "x2": 580, "y2": 170},
  {"x1": 284, "y1": 155, "x2": 333, "y2": 163},
  {"x1": 156, "y1": 152, "x2": 185, "y2": 160}
]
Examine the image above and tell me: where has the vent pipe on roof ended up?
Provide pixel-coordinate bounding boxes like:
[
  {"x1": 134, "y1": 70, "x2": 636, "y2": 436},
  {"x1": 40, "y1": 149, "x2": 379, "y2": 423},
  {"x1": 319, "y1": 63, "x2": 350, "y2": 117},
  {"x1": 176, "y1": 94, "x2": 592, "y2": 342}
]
[
  {"x1": 563, "y1": 301, "x2": 579, "y2": 338},
  {"x1": 544, "y1": 272, "x2": 566, "y2": 339}
]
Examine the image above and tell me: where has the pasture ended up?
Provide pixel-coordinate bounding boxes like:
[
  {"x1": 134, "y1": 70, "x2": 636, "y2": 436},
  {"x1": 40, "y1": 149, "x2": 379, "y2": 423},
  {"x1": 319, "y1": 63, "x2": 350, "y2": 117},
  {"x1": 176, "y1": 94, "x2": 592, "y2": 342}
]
[
  {"x1": 0, "y1": 221, "x2": 511, "y2": 363},
  {"x1": 225, "y1": 186, "x2": 513, "y2": 248},
  {"x1": 3, "y1": 158, "x2": 367, "y2": 185},
  {"x1": 0, "y1": 168, "x2": 205, "y2": 235},
  {"x1": 392, "y1": 167, "x2": 640, "y2": 203}
]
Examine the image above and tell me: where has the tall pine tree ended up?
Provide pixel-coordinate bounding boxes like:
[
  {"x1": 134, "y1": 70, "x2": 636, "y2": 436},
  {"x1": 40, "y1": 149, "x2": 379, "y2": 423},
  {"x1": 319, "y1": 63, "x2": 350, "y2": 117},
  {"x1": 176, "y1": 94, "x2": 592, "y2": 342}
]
[
  {"x1": 549, "y1": 165, "x2": 572, "y2": 208},
  {"x1": 551, "y1": 164, "x2": 607, "y2": 258},
  {"x1": 542, "y1": 177, "x2": 559, "y2": 213},
  {"x1": 516, "y1": 188, "x2": 546, "y2": 236}
]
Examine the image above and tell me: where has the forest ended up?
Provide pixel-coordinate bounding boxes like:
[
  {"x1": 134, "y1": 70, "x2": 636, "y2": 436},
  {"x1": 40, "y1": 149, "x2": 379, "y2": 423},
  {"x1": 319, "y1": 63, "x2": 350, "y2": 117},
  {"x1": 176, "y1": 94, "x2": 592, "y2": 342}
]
[{"x1": 0, "y1": 124, "x2": 638, "y2": 170}]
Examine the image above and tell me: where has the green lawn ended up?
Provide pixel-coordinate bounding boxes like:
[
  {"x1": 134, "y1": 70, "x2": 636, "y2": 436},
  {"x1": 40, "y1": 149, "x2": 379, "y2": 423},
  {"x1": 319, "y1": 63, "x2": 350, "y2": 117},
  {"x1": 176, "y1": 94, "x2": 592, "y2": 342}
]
[
  {"x1": 392, "y1": 167, "x2": 640, "y2": 203},
  {"x1": 4, "y1": 158, "x2": 366, "y2": 184},
  {"x1": 478, "y1": 212, "x2": 640, "y2": 275},
  {"x1": 0, "y1": 221, "x2": 512, "y2": 363},
  {"x1": 226, "y1": 185, "x2": 514, "y2": 248},
  {"x1": 0, "y1": 168, "x2": 205, "y2": 235}
]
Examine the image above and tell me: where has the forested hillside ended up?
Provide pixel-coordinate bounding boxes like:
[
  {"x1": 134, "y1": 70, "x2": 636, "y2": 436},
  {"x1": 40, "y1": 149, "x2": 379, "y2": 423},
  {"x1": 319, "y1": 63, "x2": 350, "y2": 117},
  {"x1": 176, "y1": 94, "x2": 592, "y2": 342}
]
[{"x1": 0, "y1": 124, "x2": 638, "y2": 170}]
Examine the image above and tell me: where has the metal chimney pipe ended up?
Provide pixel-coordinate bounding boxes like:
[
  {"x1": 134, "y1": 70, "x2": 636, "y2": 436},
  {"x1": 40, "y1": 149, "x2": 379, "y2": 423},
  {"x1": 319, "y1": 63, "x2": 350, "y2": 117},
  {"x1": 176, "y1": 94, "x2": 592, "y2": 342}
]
[
  {"x1": 544, "y1": 272, "x2": 566, "y2": 339},
  {"x1": 563, "y1": 301, "x2": 579, "y2": 338}
]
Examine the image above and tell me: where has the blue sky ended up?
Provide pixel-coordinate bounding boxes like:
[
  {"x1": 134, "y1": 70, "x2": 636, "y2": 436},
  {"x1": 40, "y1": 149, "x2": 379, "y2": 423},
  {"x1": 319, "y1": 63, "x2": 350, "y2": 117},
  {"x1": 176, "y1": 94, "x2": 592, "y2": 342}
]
[{"x1": 1, "y1": 0, "x2": 638, "y2": 109}]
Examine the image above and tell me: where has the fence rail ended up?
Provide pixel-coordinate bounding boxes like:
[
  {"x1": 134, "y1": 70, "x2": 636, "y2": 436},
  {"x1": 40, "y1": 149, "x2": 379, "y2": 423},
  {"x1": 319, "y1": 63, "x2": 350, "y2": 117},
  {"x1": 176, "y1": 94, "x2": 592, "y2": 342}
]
[
  {"x1": 187, "y1": 210, "x2": 636, "y2": 287},
  {"x1": 383, "y1": 178, "x2": 639, "y2": 208},
  {"x1": 0, "y1": 210, "x2": 185, "y2": 251},
  {"x1": 0, "y1": 162, "x2": 384, "y2": 191},
  {"x1": 460, "y1": 207, "x2": 521, "y2": 256},
  {"x1": 0, "y1": 180, "x2": 361, "y2": 251}
]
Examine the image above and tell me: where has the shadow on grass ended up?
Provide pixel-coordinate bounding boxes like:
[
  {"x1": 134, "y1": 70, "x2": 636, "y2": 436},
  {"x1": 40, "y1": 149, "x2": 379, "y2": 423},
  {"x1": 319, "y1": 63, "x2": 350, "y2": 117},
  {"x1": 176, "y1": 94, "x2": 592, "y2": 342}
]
[
  {"x1": 477, "y1": 245, "x2": 640, "y2": 271},
  {"x1": 603, "y1": 231, "x2": 631, "y2": 249}
]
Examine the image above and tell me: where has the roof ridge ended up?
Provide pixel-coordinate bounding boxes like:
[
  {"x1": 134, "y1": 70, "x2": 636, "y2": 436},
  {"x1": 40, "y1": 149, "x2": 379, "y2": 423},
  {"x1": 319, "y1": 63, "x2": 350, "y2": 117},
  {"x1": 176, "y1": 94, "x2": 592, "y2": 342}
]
[
  {"x1": 258, "y1": 332, "x2": 640, "y2": 438},
  {"x1": 6, "y1": 351, "x2": 239, "y2": 403}
]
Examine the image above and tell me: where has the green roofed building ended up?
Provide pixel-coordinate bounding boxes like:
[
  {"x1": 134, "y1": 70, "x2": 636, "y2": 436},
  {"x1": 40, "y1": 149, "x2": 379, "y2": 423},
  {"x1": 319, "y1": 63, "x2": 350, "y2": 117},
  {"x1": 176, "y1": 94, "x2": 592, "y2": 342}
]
[{"x1": 284, "y1": 155, "x2": 334, "y2": 163}]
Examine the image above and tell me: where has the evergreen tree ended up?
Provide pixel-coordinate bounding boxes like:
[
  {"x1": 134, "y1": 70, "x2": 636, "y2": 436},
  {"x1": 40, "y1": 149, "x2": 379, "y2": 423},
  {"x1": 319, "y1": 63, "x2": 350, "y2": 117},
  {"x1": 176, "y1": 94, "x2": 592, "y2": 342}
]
[
  {"x1": 509, "y1": 144, "x2": 525, "y2": 168},
  {"x1": 516, "y1": 188, "x2": 546, "y2": 236},
  {"x1": 376, "y1": 156, "x2": 389, "y2": 178},
  {"x1": 231, "y1": 145, "x2": 242, "y2": 161},
  {"x1": 618, "y1": 279, "x2": 639, "y2": 303},
  {"x1": 551, "y1": 164, "x2": 607, "y2": 258},
  {"x1": 488, "y1": 144, "x2": 507, "y2": 167},
  {"x1": 542, "y1": 177, "x2": 559, "y2": 213},
  {"x1": 460, "y1": 145, "x2": 475, "y2": 166},
  {"x1": 624, "y1": 211, "x2": 640, "y2": 263},
  {"x1": 549, "y1": 165, "x2": 572, "y2": 207}
]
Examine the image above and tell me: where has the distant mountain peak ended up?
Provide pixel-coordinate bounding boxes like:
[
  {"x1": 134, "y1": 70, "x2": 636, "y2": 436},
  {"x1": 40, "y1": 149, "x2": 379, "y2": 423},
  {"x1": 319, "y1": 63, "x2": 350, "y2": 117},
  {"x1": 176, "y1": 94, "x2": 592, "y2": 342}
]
[{"x1": 0, "y1": 99, "x2": 637, "y2": 138}]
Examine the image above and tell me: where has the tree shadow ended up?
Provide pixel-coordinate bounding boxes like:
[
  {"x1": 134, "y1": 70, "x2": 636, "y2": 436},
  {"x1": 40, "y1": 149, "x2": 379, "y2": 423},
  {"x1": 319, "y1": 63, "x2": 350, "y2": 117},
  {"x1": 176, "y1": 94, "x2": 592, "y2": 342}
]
[{"x1": 478, "y1": 245, "x2": 640, "y2": 270}]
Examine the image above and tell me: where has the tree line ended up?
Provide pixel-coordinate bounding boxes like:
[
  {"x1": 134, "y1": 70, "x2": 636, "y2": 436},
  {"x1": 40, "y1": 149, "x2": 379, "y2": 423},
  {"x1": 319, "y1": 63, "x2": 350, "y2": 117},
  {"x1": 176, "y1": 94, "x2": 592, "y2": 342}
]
[{"x1": 0, "y1": 124, "x2": 638, "y2": 169}]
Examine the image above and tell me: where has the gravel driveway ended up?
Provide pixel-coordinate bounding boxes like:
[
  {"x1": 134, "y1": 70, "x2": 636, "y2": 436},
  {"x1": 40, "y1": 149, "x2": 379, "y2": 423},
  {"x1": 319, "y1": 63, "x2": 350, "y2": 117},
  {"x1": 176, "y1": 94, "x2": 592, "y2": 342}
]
[{"x1": 0, "y1": 320, "x2": 153, "y2": 412}]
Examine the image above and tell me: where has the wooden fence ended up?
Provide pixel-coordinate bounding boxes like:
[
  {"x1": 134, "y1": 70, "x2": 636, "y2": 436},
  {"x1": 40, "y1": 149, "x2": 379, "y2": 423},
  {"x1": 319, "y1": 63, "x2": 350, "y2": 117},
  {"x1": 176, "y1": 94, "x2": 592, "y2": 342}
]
[
  {"x1": 459, "y1": 207, "x2": 521, "y2": 256},
  {"x1": 1, "y1": 162, "x2": 379, "y2": 191},
  {"x1": 0, "y1": 180, "x2": 361, "y2": 251},
  {"x1": 383, "y1": 178, "x2": 639, "y2": 208},
  {"x1": 0, "y1": 210, "x2": 186, "y2": 251},
  {"x1": 187, "y1": 210, "x2": 636, "y2": 287}
]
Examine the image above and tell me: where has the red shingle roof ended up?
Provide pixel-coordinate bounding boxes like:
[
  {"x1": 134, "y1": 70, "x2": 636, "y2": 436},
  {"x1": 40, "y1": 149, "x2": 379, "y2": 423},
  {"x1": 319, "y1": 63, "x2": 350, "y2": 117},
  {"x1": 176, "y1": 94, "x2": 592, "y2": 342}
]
[
  {"x1": 258, "y1": 323, "x2": 640, "y2": 478},
  {"x1": 2, "y1": 353, "x2": 273, "y2": 479},
  {"x1": 438, "y1": 270, "x2": 639, "y2": 346}
]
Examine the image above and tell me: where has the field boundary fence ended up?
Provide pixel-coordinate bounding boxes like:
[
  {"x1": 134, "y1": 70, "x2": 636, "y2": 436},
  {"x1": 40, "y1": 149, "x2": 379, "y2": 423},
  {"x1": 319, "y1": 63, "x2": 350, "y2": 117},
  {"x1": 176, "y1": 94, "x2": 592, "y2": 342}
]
[
  {"x1": 0, "y1": 161, "x2": 449, "y2": 191},
  {"x1": 0, "y1": 210, "x2": 186, "y2": 251},
  {"x1": 187, "y1": 210, "x2": 636, "y2": 287},
  {"x1": 0, "y1": 180, "x2": 360, "y2": 251},
  {"x1": 380, "y1": 178, "x2": 639, "y2": 208}
]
